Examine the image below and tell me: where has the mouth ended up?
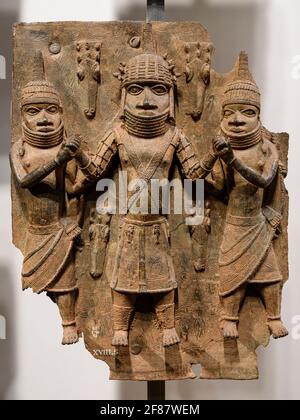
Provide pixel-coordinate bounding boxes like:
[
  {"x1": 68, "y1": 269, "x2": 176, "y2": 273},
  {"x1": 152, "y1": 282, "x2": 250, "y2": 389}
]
[
  {"x1": 228, "y1": 126, "x2": 246, "y2": 133},
  {"x1": 37, "y1": 127, "x2": 54, "y2": 133},
  {"x1": 136, "y1": 104, "x2": 158, "y2": 111},
  {"x1": 136, "y1": 110, "x2": 157, "y2": 116}
]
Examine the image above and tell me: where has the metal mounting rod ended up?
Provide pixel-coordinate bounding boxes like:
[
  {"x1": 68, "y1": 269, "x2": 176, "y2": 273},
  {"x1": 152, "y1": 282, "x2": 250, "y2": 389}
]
[
  {"x1": 147, "y1": 380, "x2": 166, "y2": 400},
  {"x1": 146, "y1": 0, "x2": 166, "y2": 403},
  {"x1": 147, "y1": 0, "x2": 165, "y2": 22}
]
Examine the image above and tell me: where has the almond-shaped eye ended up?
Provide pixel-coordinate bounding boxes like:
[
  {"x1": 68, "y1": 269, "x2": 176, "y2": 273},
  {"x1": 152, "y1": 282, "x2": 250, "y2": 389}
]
[
  {"x1": 243, "y1": 109, "x2": 256, "y2": 116},
  {"x1": 224, "y1": 110, "x2": 234, "y2": 117},
  {"x1": 47, "y1": 105, "x2": 59, "y2": 114},
  {"x1": 127, "y1": 84, "x2": 144, "y2": 95},
  {"x1": 151, "y1": 84, "x2": 168, "y2": 95},
  {"x1": 25, "y1": 107, "x2": 40, "y2": 116}
]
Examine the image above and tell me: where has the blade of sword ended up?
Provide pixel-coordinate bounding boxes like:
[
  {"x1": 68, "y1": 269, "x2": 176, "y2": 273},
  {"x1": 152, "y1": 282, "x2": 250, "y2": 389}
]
[{"x1": 147, "y1": 0, "x2": 165, "y2": 21}]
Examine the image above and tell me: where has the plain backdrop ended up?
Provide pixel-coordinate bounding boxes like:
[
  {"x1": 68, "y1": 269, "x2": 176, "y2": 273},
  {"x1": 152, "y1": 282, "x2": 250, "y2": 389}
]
[{"x1": 0, "y1": 0, "x2": 300, "y2": 400}]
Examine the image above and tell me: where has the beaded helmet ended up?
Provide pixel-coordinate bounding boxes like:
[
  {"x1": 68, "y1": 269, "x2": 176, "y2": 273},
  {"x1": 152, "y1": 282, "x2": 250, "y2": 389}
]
[
  {"x1": 223, "y1": 51, "x2": 261, "y2": 110},
  {"x1": 114, "y1": 23, "x2": 179, "y2": 122},
  {"x1": 21, "y1": 51, "x2": 61, "y2": 107},
  {"x1": 117, "y1": 53, "x2": 177, "y2": 89}
]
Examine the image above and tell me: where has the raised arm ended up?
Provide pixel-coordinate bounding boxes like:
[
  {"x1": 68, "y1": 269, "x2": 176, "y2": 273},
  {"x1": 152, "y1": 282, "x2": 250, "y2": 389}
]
[
  {"x1": 10, "y1": 152, "x2": 57, "y2": 189},
  {"x1": 232, "y1": 158, "x2": 278, "y2": 188},
  {"x1": 75, "y1": 131, "x2": 118, "y2": 183},
  {"x1": 176, "y1": 132, "x2": 218, "y2": 181},
  {"x1": 10, "y1": 136, "x2": 80, "y2": 189},
  {"x1": 213, "y1": 136, "x2": 279, "y2": 189}
]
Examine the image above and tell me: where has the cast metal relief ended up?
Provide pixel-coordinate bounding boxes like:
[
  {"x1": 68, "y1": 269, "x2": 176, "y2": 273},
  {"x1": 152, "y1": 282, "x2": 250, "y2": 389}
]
[
  {"x1": 76, "y1": 41, "x2": 101, "y2": 119},
  {"x1": 11, "y1": 21, "x2": 289, "y2": 381},
  {"x1": 184, "y1": 41, "x2": 213, "y2": 121}
]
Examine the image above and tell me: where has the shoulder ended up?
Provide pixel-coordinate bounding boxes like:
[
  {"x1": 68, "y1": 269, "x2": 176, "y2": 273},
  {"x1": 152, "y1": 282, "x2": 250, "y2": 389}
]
[
  {"x1": 102, "y1": 129, "x2": 118, "y2": 145},
  {"x1": 10, "y1": 139, "x2": 29, "y2": 180},
  {"x1": 10, "y1": 139, "x2": 24, "y2": 166},
  {"x1": 95, "y1": 129, "x2": 118, "y2": 154},
  {"x1": 173, "y1": 127, "x2": 191, "y2": 149},
  {"x1": 11, "y1": 138, "x2": 24, "y2": 156},
  {"x1": 261, "y1": 135, "x2": 279, "y2": 160}
]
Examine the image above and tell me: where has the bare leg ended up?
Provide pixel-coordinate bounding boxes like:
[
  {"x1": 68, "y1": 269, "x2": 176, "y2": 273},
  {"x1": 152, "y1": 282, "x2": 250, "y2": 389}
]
[
  {"x1": 153, "y1": 290, "x2": 180, "y2": 347},
  {"x1": 257, "y1": 282, "x2": 288, "y2": 339},
  {"x1": 111, "y1": 290, "x2": 137, "y2": 346},
  {"x1": 220, "y1": 285, "x2": 247, "y2": 339},
  {"x1": 55, "y1": 291, "x2": 78, "y2": 345}
]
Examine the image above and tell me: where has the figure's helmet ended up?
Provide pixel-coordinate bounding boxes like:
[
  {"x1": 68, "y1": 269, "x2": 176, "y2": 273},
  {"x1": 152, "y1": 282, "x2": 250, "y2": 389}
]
[
  {"x1": 120, "y1": 53, "x2": 176, "y2": 89},
  {"x1": 21, "y1": 80, "x2": 61, "y2": 107},
  {"x1": 21, "y1": 51, "x2": 61, "y2": 108},
  {"x1": 20, "y1": 51, "x2": 64, "y2": 148},
  {"x1": 114, "y1": 24, "x2": 179, "y2": 125},
  {"x1": 222, "y1": 51, "x2": 261, "y2": 110}
]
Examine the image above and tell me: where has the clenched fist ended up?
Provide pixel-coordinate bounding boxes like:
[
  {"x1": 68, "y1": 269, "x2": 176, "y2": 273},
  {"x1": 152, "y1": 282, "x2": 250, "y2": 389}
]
[
  {"x1": 213, "y1": 135, "x2": 235, "y2": 164},
  {"x1": 55, "y1": 135, "x2": 81, "y2": 165}
]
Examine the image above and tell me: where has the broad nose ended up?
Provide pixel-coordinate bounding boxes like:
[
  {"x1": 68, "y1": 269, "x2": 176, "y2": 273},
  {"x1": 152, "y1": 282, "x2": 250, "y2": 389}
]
[
  {"x1": 39, "y1": 109, "x2": 49, "y2": 123},
  {"x1": 142, "y1": 87, "x2": 151, "y2": 106},
  {"x1": 231, "y1": 111, "x2": 245, "y2": 126},
  {"x1": 138, "y1": 87, "x2": 157, "y2": 109}
]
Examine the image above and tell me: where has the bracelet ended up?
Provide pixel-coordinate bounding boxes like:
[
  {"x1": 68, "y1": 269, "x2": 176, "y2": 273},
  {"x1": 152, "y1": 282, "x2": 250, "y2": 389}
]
[
  {"x1": 54, "y1": 157, "x2": 63, "y2": 166},
  {"x1": 78, "y1": 155, "x2": 92, "y2": 170},
  {"x1": 200, "y1": 153, "x2": 217, "y2": 172}
]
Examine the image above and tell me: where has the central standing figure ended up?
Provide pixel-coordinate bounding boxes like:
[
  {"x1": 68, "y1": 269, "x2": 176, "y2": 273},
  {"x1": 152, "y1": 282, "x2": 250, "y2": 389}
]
[{"x1": 74, "y1": 46, "x2": 219, "y2": 347}]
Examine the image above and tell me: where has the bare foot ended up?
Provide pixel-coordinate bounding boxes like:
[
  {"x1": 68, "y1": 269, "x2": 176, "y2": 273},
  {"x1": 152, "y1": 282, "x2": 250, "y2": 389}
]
[
  {"x1": 268, "y1": 320, "x2": 289, "y2": 339},
  {"x1": 220, "y1": 320, "x2": 239, "y2": 339},
  {"x1": 163, "y1": 328, "x2": 180, "y2": 347},
  {"x1": 62, "y1": 325, "x2": 79, "y2": 345},
  {"x1": 112, "y1": 330, "x2": 129, "y2": 346}
]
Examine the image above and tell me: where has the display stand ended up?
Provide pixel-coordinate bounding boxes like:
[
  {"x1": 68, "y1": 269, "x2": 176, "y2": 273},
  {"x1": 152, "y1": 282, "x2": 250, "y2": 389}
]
[
  {"x1": 146, "y1": 0, "x2": 166, "y2": 402},
  {"x1": 147, "y1": 0, "x2": 165, "y2": 21},
  {"x1": 147, "y1": 380, "x2": 166, "y2": 400}
]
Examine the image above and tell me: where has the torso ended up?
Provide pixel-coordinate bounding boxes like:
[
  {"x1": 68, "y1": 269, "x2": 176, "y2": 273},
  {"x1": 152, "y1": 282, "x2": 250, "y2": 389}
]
[
  {"x1": 116, "y1": 127, "x2": 177, "y2": 219},
  {"x1": 12, "y1": 140, "x2": 65, "y2": 226},
  {"x1": 226, "y1": 139, "x2": 275, "y2": 217}
]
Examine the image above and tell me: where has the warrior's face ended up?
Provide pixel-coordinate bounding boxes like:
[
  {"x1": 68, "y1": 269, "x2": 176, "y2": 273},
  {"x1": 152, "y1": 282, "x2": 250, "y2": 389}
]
[
  {"x1": 22, "y1": 102, "x2": 62, "y2": 133},
  {"x1": 125, "y1": 82, "x2": 170, "y2": 117},
  {"x1": 222, "y1": 103, "x2": 260, "y2": 136}
]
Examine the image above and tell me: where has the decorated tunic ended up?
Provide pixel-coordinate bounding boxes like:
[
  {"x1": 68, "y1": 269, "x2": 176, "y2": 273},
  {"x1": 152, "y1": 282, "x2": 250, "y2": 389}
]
[{"x1": 78, "y1": 123, "x2": 215, "y2": 293}]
